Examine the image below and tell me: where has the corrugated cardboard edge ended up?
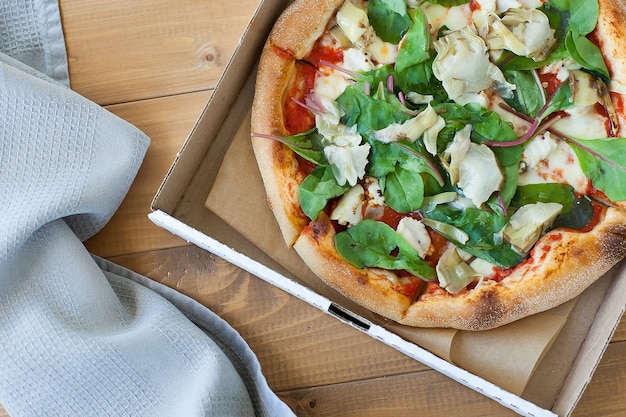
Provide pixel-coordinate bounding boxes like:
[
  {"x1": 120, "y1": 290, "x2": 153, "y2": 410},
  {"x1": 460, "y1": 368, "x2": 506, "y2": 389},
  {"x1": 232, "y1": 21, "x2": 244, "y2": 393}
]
[{"x1": 148, "y1": 209, "x2": 557, "y2": 417}]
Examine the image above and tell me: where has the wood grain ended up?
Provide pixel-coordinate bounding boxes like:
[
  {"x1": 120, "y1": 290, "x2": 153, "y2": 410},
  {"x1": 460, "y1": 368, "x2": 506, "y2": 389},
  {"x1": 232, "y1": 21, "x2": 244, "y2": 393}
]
[{"x1": 59, "y1": 0, "x2": 259, "y2": 105}]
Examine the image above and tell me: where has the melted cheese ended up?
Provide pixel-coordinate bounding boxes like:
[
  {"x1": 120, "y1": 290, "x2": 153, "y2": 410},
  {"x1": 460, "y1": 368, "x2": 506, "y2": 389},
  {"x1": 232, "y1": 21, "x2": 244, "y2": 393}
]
[
  {"x1": 420, "y1": 3, "x2": 472, "y2": 35},
  {"x1": 518, "y1": 136, "x2": 589, "y2": 194}
]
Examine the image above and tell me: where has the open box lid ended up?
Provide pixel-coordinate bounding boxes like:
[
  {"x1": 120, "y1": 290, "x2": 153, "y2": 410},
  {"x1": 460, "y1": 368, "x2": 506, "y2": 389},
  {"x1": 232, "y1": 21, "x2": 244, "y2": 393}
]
[{"x1": 151, "y1": 0, "x2": 626, "y2": 415}]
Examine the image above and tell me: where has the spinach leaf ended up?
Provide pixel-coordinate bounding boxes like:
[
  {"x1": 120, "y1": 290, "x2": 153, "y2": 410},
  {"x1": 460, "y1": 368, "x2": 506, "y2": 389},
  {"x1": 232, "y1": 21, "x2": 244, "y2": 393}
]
[
  {"x1": 423, "y1": 205, "x2": 524, "y2": 268},
  {"x1": 543, "y1": 0, "x2": 609, "y2": 79},
  {"x1": 425, "y1": 0, "x2": 472, "y2": 5},
  {"x1": 395, "y1": 56, "x2": 448, "y2": 100},
  {"x1": 511, "y1": 183, "x2": 576, "y2": 212},
  {"x1": 567, "y1": 0, "x2": 599, "y2": 36},
  {"x1": 336, "y1": 81, "x2": 411, "y2": 131},
  {"x1": 367, "y1": 0, "x2": 413, "y2": 44},
  {"x1": 274, "y1": 128, "x2": 326, "y2": 165},
  {"x1": 552, "y1": 197, "x2": 594, "y2": 229},
  {"x1": 503, "y1": 70, "x2": 544, "y2": 118},
  {"x1": 394, "y1": 8, "x2": 430, "y2": 74},
  {"x1": 334, "y1": 219, "x2": 436, "y2": 279},
  {"x1": 565, "y1": 30, "x2": 609, "y2": 79},
  {"x1": 570, "y1": 138, "x2": 626, "y2": 202},
  {"x1": 299, "y1": 166, "x2": 350, "y2": 220},
  {"x1": 380, "y1": 165, "x2": 425, "y2": 213}
]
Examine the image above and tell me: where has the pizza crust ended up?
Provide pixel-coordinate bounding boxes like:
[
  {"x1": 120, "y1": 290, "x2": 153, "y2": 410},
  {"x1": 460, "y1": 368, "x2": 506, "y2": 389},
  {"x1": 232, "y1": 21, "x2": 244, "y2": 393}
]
[
  {"x1": 297, "y1": 208, "x2": 626, "y2": 331},
  {"x1": 293, "y1": 212, "x2": 413, "y2": 323},
  {"x1": 252, "y1": 0, "x2": 626, "y2": 330},
  {"x1": 595, "y1": 0, "x2": 626, "y2": 135}
]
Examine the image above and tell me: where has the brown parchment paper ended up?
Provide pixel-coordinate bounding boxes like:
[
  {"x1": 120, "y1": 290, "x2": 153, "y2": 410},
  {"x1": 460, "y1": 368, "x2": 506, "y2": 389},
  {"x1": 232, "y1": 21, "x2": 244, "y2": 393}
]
[{"x1": 204, "y1": 108, "x2": 577, "y2": 395}]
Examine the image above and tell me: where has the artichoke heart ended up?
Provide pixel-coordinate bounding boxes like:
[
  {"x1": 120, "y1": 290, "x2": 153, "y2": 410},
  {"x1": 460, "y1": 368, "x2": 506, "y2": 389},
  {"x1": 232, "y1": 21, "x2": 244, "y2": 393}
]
[
  {"x1": 436, "y1": 245, "x2": 483, "y2": 294},
  {"x1": 432, "y1": 27, "x2": 513, "y2": 104},
  {"x1": 335, "y1": 0, "x2": 369, "y2": 44},
  {"x1": 483, "y1": 8, "x2": 556, "y2": 62},
  {"x1": 457, "y1": 143, "x2": 504, "y2": 208},
  {"x1": 502, "y1": 202, "x2": 563, "y2": 253},
  {"x1": 373, "y1": 105, "x2": 439, "y2": 143},
  {"x1": 324, "y1": 143, "x2": 371, "y2": 187}
]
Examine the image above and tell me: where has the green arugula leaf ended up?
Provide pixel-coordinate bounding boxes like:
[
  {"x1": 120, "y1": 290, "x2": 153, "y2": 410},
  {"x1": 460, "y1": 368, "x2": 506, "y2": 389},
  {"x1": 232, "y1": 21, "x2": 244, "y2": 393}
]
[
  {"x1": 423, "y1": 206, "x2": 524, "y2": 268},
  {"x1": 425, "y1": 0, "x2": 472, "y2": 5},
  {"x1": 299, "y1": 166, "x2": 350, "y2": 220},
  {"x1": 394, "y1": 8, "x2": 430, "y2": 74},
  {"x1": 380, "y1": 165, "x2": 425, "y2": 213},
  {"x1": 511, "y1": 183, "x2": 576, "y2": 212},
  {"x1": 367, "y1": 0, "x2": 413, "y2": 44},
  {"x1": 334, "y1": 219, "x2": 436, "y2": 279},
  {"x1": 570, "y1": 138, "x2": 626, "y2": 202},
  {"x1": 565, "y1": 30, "x2": 609, "y2": 79},
  {"x1": 503, "y1": 70, "x2": 545, "y2": 118},
  {"x1": 274, "y1": 128, "x2": 326, "y2": 165}
]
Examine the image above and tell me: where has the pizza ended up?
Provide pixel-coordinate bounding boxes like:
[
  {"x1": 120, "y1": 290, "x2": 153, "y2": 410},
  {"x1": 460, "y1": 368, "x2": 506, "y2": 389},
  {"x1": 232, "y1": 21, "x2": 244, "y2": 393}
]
[{"x1": 250, "y1": 0, "x2": 626, "y2": 330}]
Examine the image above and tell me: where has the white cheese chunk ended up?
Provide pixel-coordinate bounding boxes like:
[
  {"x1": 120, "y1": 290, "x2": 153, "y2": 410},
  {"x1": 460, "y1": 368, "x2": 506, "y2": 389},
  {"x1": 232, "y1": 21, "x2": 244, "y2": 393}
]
[
  {"x1": 552, "y1": 104, "x2": 611, "y2": 139},
  {"x1": 397, "y1": 217, "x2": 432, "y2": 258},
  {"x1": 420, "y1": 3, "x2": 472, "y2": 35},
  {"x1": 330, "y1": 184, "x2": 365, "y2": 226},
  {"x1": 314, "y1": 72, "x2": 351, "y2": 101},
  {"x1": 367, "y1": 38, "x2": 398, "y2": 65},
  {"x1": 342, "y1": 48, "x2": 375, "y2": 74}
]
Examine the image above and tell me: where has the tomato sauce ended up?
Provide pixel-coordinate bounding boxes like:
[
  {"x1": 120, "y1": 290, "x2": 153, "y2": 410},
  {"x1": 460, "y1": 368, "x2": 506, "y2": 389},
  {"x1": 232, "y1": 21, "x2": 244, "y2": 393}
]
[
  {"x1": 305, "y1": 41, "x2": 343, "y2": 67},
  {"x1": 392, "y1": 274, "x2": 424, "y2": 299},
  {"x1": 594, "y1": 102, "x2": 615, "y2": 137},
  {"x1": 284, "y1": 62, "x2": 317, "y2": 135},
  {"x1": 538, "y1": 72, "x2": 562, "y2": 97}
]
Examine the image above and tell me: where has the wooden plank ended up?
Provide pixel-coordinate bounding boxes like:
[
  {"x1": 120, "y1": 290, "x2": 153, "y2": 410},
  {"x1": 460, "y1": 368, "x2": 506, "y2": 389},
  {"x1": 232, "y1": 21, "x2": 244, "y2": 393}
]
[
  {"x1": 60, "y1": 0, "x2": 260, "y2": 105},
  {"x1": 572, "y1": 341, "x2": 626, "y2": 417},
  {"x1": 277, "y1": 371, "x2": 519, "y2": 417},
  {"x1": 109, "y1": 245, "x2": 428, "y2": 392},
  {"x1": 275, "y1": 341, "x2": 626, "y2": 417},
  {"x1": 84, "y1": 91, "x2": 212, "y2": 257}
]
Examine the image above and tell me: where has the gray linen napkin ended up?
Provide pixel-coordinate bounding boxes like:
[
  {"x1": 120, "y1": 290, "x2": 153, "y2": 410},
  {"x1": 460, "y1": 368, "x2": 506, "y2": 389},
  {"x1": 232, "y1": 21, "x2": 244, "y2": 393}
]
[{"x1": 0, "y1": 1, "x2": 295, "y2": 416}]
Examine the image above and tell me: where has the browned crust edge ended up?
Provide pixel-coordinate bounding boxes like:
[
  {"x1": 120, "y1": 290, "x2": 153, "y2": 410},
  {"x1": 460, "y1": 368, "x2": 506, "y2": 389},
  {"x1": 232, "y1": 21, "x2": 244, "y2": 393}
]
[
  {"x1": 252, "y1": 0, "x2": 626, "y2": 330},
  {"x1": 269, "y1": 0, "x2": 345, "y2": 60},
  {"x1": 296, "y1": 208, "x2": 626, "y2": 331},
  {"x1": 293, "y1": 213, "x2": 413, "y2": 322},
  {"x1": 251, "y1": 43, "x2": 308, "y2": 245}
]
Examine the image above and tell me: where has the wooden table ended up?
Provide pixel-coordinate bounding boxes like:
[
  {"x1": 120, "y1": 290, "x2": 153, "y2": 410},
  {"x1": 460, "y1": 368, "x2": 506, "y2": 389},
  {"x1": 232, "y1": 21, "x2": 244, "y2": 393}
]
[{"x1": 2, "y1": 1, "x2": 624, "y2": 416}]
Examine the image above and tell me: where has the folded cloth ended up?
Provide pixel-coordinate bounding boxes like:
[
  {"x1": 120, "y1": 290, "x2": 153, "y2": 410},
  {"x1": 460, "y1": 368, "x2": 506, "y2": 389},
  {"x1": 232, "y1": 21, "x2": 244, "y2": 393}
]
[{"x1": 0, "y1": 1, "x2": 295, "y2": 416}]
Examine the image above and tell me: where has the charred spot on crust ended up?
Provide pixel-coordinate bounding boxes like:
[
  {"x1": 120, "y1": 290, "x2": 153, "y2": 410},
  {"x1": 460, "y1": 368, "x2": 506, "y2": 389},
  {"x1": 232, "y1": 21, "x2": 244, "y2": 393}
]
[
  {"x1": 601, "y1": 224, "x2": 626, "y2": 262},
  {"x1": 310, "y1": 219, "x2": 330, "y2": 241},
  {"x1": 470, "y1": 288, "x2": 506, "y2": 330}
]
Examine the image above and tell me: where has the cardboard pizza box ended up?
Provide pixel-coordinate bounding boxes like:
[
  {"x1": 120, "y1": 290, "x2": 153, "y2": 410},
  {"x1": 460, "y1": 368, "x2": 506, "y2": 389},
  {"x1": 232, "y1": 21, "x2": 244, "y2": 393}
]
[{"x1": 149, "y1": 0, "x2": 626, "y2": 415}]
